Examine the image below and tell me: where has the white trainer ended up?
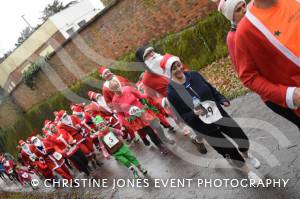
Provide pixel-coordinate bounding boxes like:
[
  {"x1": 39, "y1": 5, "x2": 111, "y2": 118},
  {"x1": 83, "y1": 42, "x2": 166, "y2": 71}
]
[{"x1": 246, "y1": 154, "x2": 261, "y2": 169}]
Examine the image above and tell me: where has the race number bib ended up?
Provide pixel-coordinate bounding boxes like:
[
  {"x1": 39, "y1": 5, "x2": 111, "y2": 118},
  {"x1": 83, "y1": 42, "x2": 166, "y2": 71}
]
[
  {"x1": 22, "y1": 173, "x2": 28, "y2": 178},
  {"x1": 129, "y1": 106, "x2": 143, "y2": 117},
  {"x1": 53, "y1": 152, "x2": 62, "y2": 161},
  {"x1": 199, "y1": 101, "x2": 223, "y2": 124},
  {"x1": 103, "y1": 132, "x2": 120, "y2": 148}
]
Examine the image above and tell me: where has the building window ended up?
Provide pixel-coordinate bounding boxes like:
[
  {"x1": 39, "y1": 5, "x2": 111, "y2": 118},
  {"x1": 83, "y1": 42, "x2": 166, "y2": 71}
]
[
  {"x1": 66, "y1": 27, "x2": 75, "y2": 36},
  {"x1": 78, "y1": 20, "x2": 86, "y2": 28}
]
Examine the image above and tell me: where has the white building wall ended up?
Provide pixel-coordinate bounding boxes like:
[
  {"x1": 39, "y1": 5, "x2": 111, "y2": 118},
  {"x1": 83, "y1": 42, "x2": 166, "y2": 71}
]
[{"x1": 50, "y1": 0, "x2": 104, "y2": 39}]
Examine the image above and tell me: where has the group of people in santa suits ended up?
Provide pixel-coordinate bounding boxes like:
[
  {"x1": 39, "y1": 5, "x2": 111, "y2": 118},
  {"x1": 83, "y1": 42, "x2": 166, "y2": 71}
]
[{"x1": 10, "y1": 62, "x2": 188, "y2": 183}]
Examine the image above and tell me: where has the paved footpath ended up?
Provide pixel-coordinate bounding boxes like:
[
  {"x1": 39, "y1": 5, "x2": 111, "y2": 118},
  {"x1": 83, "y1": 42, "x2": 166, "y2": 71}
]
[{"x1": 1, "y1": 93, "x2": 300, "y2": 199}]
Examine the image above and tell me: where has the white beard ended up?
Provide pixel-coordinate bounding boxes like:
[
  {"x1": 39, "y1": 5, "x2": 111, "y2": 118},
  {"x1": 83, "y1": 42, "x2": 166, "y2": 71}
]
[
  {"x1": 62, "y1": 116, "x2": 72, "y2": 126},
  {"x1": 145, "y1": 53, "x2": 164, "y2": 76},
  {"x1": 34, "y1": 140, "x2": 43, "y2": 148}
]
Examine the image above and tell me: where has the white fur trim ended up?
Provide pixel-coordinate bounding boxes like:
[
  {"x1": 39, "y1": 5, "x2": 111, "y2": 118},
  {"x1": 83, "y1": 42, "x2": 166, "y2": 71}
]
[
  {"x1": 101, "y1": 69, "x2": 110, "y2": 76},
  {"x1": 165, "y1": 56, "x2": 181, "y2": 78},
  {"x1": 143, "y1": 47, "x2": 154, "y2": 60},
  {"x1": 220, "y1": 0, "x2": 245, "y2": 22},
  {"x1": 286, "y1": 87, "x2": 297, "y2": 109},
  {"x1": 246, "y1": 10, "x2": 300, "y2": 67}
]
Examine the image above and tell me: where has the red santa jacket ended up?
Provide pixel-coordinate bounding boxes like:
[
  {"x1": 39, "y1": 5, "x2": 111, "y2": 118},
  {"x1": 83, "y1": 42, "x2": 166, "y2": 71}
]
[
  {"x1": 31, "y1": 159, "x2": 53, "y2": 179},
  {"x1": 235, "y1": 11, "x2": 300, "y2": 116},
  {"x1": 111, "y1": 86, "x2": 148, "y2": 127},
  {"x1": 20, "y1": 144, "x2": 36, "y2": 167},
  {"x1": 31, "y1": 139, "x2": 64, "y2": 171},
  {"x1": 49, "y1": 129, "x2": 79, "y2": 157},
  {"x1": 102, "y1": 75, "x2": 131, "y2": 106},
  {"x1": 58, "y1": 115, "x2": 86, "y2": 144}
]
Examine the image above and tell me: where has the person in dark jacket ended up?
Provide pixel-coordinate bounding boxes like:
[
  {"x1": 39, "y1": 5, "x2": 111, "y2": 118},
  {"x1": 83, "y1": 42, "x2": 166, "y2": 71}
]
[{"x1": 160, "y1": 54, "x2": 261, "y2": 182}]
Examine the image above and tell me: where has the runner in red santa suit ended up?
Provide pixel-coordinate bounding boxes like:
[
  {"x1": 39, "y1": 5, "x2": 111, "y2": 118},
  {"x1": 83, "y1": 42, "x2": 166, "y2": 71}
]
[
  {"x1": 235, "y1": 0, "x2": 300, "y2": 129},
  {"x1": 99, "y1": 66, "x2": 138, "y2": 141},
  {"x1": 57, "y1": 110, "x2": 101, "y2": 169},
  {"x1": 30, "y1": 136, "x2": 73, "y2": 182},
  {"x1": 18, "y1": 140, "x2": 36, "y2": 167},
  {"x1": 135, "y1": 46, "x2": 207, "y2": 154},
  {"x1": 31, "y1": 157, "x2": 54, "y2": 181},
  {"x1": 70, "y1": 104, "x2": 103, "y2": 168},
  {"x1": 108, "y1": 79, "x2": 173, "y2": 154},
  {"x1": 48, "y1": 122, "x2": 90, "y2": 176},
  {"x1": 99, "y1": 66, "x2": 133, "y2": 106},
  {"x1": 43, "y1": 119, "x2": 76, "y2": 171},
  {"x1": 87, "y1": 91, "x2": 140, "y2": 141}
]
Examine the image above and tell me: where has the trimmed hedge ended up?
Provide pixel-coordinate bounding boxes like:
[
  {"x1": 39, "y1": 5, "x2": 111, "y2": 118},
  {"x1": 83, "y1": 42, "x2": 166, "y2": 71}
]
[{"x1": 1, "y1": 12, "x2": 230, "y2": 155}]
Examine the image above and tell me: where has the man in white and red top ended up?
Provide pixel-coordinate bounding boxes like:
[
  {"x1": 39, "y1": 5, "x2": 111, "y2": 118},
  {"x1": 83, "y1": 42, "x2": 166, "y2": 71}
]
[
  {"x1": 48, "y1": 123, "x2": 90, "y2": 176},
  {"x1": 235, "y1": 0, "x2": 300, "y2": 129},
  {"x1": 30, "y1": 136, "x2": 73, "y2": 181},
  {"x1": 98, "y1": 68, "x2": 139, "y2": 141}
]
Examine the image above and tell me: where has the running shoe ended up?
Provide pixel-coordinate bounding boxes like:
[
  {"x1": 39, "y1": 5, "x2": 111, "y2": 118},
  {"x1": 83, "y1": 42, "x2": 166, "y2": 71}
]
[
  {"x1": 139, "y1": 167, "x2": 148, "y2": 175},
  {"x1": 246, "y1": 154, "x2": 261, "y2": 169},
  {"x1": 142, "y1": 138, "x2": 151, "y2": 146},
  {"x1": 132, "y1": 170, "x2": 140, "y2": 179}
]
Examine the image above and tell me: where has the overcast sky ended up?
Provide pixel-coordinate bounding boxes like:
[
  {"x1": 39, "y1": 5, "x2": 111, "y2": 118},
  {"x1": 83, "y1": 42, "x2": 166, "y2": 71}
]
[{"x1": 0, "y1": 0, "x2": 75, "y2": 57}]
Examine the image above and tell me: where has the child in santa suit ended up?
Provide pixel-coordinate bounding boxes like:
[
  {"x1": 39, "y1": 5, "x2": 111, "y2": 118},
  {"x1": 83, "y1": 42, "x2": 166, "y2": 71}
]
[
  {"x1": 47, "y1": 122, "x2": 90, "y2": 176},
  {"x1": 57, "y1": 111, "x2": 100, "y2": 169},
  {"x1": 109, "y1": 79, "x2": 174, "y2": 154},
  {"x1": 94, "y1": 116, "x2": 147, "y2": 178},
  {"x1": 18, "y1": 140, "x2": 37, "y2": 168},
  {"x1": 30, "y1": 136, "x2": 73, "y2": 182},
  {"x1": 71, "y1": 104, "x2": 103, "y2": 168},
  {"x1": 87, "y1": 91, "x2": 142, "y2": 142},
  {"x1": 136, "y1": 73, "x2": 176, "y2": 134},
  {"x1": 31, "y1": 157, "x2": 55, "y2": 181}
]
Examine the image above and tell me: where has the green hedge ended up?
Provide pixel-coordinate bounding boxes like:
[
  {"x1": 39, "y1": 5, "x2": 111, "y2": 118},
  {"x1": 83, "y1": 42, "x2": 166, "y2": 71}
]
[{"x1": 1, "y1": 12, "x2": 230, "y2": 155}]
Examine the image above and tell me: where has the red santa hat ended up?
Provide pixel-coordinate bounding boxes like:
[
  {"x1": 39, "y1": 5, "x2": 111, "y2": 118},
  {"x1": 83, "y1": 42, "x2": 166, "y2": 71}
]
[
  {"x1": 160, "y1": 54, "x2": 181, "y2": 78},
  {"x1": 56, "y1": 110, "x2": 66, "y2": 121},
  {"x1": 18, "y1": 140, "x2": 25, "y2": 146},
  {"x1": 72, "y1": 105, "x2": 84, "y2": 115},
  {"x1": 85, "y1": 101, "x2": 100, "y2": 113},
  {"x1": 98, "y1": 66, "x2": 110, "y2": 77},
  {"x1": 88, "y1": 91, "x2": 101, "y2": 101},
  {"x1": 44, "y1": 120, "x2": 52, "y2": 128}
]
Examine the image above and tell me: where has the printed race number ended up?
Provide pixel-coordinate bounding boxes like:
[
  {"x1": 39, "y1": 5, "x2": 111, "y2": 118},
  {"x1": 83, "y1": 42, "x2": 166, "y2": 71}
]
[
  {"x1": 199, "y1": 100, "x2": 223, "y2": 124},
  {"x1": 103, "y1": 132, "x2": 120, "y2": 148},
  {"x1": 53, "y1": 152, "x2": 62, "y2": 161},
  {"x1": 129, "y1": 106, "x2": 142, "y2": 116}
]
